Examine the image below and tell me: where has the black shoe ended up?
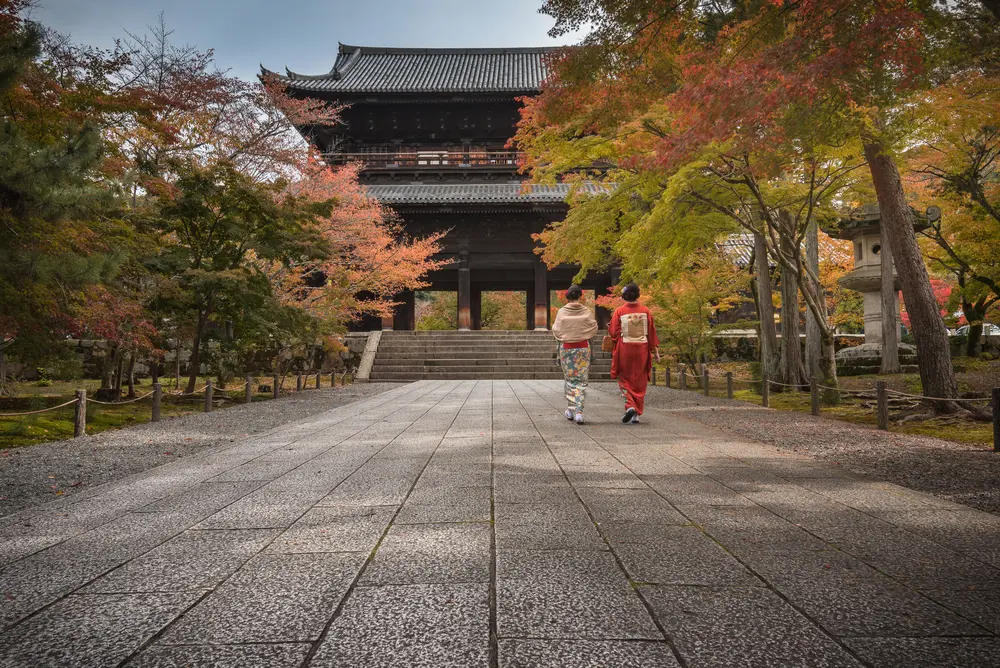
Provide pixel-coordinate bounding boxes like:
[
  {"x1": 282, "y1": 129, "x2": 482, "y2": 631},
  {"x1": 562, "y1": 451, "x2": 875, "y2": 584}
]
[{"x1": 622, "y1": 407, "x2": 637, "y2": 424}]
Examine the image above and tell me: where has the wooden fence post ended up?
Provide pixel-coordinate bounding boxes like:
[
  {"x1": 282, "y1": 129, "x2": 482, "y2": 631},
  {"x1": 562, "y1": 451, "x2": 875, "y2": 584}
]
[
  {"x1": 810, "y1": 377, "x2": 820, "y2": 416},
  {"x1": 296, "y1": 373, "x2": 303, "y2": 392},
  {"x1": 876, "y1": 381, "x2": 889, "y2": 430},
  {"x1": 245, "y1": 375, "x2": 253, "y2": 404},
  {"x1": 650, "y1": 368, "x2": 656, "y2": 386},
  {"x1": 73, "y1": 389, "x2": 86, "y2": 438},
  {"x1": 761, "y1": 372, "x2": 770, "y2": 408},
  {"x1": 992, "y1": 387, "x2": 999, "y2": 452},
  {"x1": 679, "y1": 365, "x2": 687, "y2": 391},
  {"x1": 272, "y1": 374, "x2": 280, "y2": 399},
  {"x1": 665, "y1": 368, "x2": 671, "y2": 389},
  {"x1": 726, "y1": 372, "x2": 734, "y2": 400},
  {"x1": 702, "y1": 368, "x2": 710, "y2": 396},
  {"x1": 330, "y1": 372, "x2": 336, "y2": 387},
  {"x1": 204, "y1": 379, "x2": 213, "y2": 413},
  {"x1": 152, "y1": 383, "x2": 162, "y2": 422},
  {"x1": 315, "y1": 372, "x2": 321, "y2": 389}
]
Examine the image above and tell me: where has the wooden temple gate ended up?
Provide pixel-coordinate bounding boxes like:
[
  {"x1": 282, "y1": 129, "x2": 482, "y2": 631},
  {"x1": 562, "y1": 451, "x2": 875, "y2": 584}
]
[{"x1": 267, "y1": 44, "x2": 616, "y2": 330}]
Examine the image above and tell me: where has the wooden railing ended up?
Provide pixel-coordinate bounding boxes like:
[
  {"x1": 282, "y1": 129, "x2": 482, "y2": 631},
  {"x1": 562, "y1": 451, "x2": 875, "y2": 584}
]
[{"x1": 324, "y1": 150, "x2": 522, "y2": 168}]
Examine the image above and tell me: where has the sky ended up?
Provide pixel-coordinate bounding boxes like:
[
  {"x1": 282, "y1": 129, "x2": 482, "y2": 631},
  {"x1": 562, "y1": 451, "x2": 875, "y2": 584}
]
[{"x1": 30, "y1": 0, "x2": 582, "y2": 81}]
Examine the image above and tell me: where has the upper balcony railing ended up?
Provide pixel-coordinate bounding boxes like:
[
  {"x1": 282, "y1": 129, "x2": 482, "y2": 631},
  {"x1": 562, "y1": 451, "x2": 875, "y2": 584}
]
[{"x1": 324, "y1": 150, "x2": 522, "y2": 169}]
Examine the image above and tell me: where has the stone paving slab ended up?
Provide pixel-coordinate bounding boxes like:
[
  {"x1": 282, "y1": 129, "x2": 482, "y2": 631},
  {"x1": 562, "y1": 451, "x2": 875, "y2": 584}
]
[
  {"x1": 498, "y1": 639, "x2": 681, "y2": 668},
  {"x1": 0, "y1": 592, "x2": 202, "y2": 668},
  {"x1": 126, "y1": 643, "x2": 312, "y2": 668},
  {"x1": 310, "y1": 583, "x2": 490, "y2": 668},
  {"x1": 0, "y1": 379, "x2": 998, "y2": 667}
]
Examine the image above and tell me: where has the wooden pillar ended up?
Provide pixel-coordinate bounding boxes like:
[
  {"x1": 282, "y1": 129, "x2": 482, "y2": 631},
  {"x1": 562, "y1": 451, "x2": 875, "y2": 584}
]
[
  {"x1": 392, "y1": 291, "x2": 416, "y2": 331},
  {"x1": 457, "y1": 251, "x2": 472, "y2": 331},
  {"x1": 594, "y1": 274, "x2": 613, "y2": 330},
  {"x1": 533, "y1": 258, "x2": 549, "y2": 330},
  {"x1": 471, "y1": 287, "x2": 483, "y2": 331},
  {"x1": 526, "y1": 285, "x2": 536, "y2": 330}
]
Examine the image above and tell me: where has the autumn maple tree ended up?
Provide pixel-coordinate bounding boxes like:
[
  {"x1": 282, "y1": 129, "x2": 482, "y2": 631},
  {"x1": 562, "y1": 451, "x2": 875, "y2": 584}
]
[{"x1": 519, "y1": 0, "x2": 1000, "y2": 411}]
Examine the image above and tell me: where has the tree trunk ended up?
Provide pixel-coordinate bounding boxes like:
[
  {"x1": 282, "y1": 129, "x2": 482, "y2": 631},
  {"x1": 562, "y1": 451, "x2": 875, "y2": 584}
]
[
  {"x1": 774, "y1": 212, "x2": 807, "y2": 389},
  {"x1": 778, "y1": 260, "x2": 805, "y2": 388},
  {"x1": 0, "y1": 344, "x2": 7, "y2": 395},
  {"x1": 100, "y1": 345, "x2": 119, "y2": 391},
  {"x1": 113, "y1": 352, "x2": 125, "y2": 392},
  {"x1": 879, "y1": 225, "x2": 901, "y2": 373},
  {"x1": 804, "y1": 218, "x2": 822, "y2": 379},
  {"x1": 966, "y1": 322, "x2": 983, "y2": 358},
  {"x1": 863, "y1": 142, "x2": 959, "y2": 411},
  {"x1": 126, "y1": 351, "x2": 137, "y2": 399},
  {"x1": 186, "y1": 295, "x2": 215, "y2": 394},
  {"x1": 753, "y1": 232, "x2": 780, "y2": 381},
  {"x1": 186, "y1": 314, "x2": 207, "y2": 395},
  {"x1": 962, "y1": 296, "x2": 985, "y2": 358}
]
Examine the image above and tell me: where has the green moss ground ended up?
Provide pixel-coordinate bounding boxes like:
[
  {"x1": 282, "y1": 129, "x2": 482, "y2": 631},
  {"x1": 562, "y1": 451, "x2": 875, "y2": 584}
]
[{"x1": 0, "y1": 375, "x2": 328, "y2": 448}]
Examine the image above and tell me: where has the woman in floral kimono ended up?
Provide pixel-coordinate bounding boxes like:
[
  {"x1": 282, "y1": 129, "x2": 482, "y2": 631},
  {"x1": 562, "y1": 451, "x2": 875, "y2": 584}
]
[
  {"x1": 609, "y1": 283, "x2": 660, "y2": 423},
  {"x1": 552, "y1": 284, "x2": 598, "y2": 424}
]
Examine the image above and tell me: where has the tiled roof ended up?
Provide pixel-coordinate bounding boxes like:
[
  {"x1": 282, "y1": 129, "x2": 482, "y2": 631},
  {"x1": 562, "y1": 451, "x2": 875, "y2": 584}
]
[
  {"x1": 717, "y1": 233, "x2": 755, "y2": 267},
  {"x1": 364, "y1": 183, "x2": 607, "y2": 204},
  {"x1": 266, "y1": 44, "x2": 560, "y2": 94}
]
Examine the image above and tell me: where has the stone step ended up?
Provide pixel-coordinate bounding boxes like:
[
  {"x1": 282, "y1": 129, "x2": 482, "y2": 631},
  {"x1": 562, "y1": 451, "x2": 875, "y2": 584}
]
[
  {"x1": 371, "y1": 365, "x2": 611, "y2": 375},
  {"x1": 379, "y1": 335, "x2": 604, "y2": 341},
  {"x1": 381, "y1": 330, "x2": 607, "y2": 336},
  {"x1": 378, "y1": 343, "x2": 600, "y2": 353},
  {"x1": 372, "y1": 351, "x2": 611, "y2": 360},
  {"x1": 369, "y1": 371, "x2": 615, "y2": 381},
  {"x1": 372, "y1": 358, "x2": 612, "y2": 367},
  {"x1": 369, "y1": 330, "x2": 614, "y2": 382}
]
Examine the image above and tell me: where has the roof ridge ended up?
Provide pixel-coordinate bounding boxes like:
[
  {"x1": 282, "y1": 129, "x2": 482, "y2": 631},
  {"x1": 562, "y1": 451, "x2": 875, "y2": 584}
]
[{"x1": 337, "y1": 44, "x2": 564, "y2": 55}]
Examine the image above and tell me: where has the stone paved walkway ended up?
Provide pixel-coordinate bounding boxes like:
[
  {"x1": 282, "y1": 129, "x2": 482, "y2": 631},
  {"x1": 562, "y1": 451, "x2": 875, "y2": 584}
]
[{"x1": 0, "y1": 380, "x2": 998, "y2": 667}]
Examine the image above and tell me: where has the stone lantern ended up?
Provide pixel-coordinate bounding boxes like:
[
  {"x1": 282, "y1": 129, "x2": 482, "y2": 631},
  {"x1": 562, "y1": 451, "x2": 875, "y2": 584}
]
[{"x1": 824, "y1": 204, "x2": 938, "y2": 375}]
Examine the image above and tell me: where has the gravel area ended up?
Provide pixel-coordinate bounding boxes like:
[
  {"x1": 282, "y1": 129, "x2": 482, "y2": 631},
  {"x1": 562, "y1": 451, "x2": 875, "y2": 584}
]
[
  {"x1": 646, "y1": 385, "x2": 1000, "y2": 515},
  {"x1": 0, "y1": 383, "x2": 403, "y2": 518}
]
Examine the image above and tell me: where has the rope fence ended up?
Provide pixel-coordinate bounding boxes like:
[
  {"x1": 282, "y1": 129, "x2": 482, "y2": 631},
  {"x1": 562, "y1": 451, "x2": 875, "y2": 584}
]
[
  {"x1": 649, "y1": 364, "x2": 1000, "y2": 451},
  {"x1": 0, "y1": 398, "x2": 80, "y2": 417},
  {"x1": 0, "y1": 369, "x2": 356, "y2": 441}
]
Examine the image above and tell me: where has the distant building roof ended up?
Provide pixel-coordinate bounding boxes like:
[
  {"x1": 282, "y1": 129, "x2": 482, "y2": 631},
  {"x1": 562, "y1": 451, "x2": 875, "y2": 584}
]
[
  {"x1": 265, "y1": 43, "x2": 561, "y2": 94},
  {"x1": 717, "y1": 233, "x2": 755, "y2": 267},
  {"x1": 365, "y1": 183, "x2": 607, "y2": 205}
]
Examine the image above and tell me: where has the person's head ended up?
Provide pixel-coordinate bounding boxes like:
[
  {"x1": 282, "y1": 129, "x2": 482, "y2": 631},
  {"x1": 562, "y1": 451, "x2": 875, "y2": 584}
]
[
  {"x1": 565, "y1": 284, "x2": 583, "y2": 302},
  {"x1": 622, "y1": 282, "x2": 640, "y2": 302}
]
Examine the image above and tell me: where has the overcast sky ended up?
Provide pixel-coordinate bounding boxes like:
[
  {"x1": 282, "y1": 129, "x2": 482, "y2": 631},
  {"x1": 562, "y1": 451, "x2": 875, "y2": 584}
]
[{"x1": 30, "y1": 0, "x2": 580, "y2": 81}]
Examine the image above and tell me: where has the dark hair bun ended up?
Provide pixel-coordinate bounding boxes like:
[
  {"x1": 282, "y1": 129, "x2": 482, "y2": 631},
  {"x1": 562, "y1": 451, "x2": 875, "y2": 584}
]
[
  {"x1": 622, "y1": 283, "x2": 640, "y2": 301},
  {"x1": 566, "y1": 284, "x2": 583, "y2": 300}
]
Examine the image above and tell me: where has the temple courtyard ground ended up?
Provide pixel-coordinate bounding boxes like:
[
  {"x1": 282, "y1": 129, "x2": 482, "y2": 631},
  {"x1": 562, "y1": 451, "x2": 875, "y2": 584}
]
[{"x1": 0, "y1": 380, "x2": 998, "y2": 667}]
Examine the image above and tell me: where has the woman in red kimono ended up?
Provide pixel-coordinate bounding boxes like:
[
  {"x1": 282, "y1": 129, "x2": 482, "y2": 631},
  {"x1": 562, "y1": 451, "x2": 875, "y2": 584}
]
[{"x1": 609, "y1": 283, "x2": 660, "y2": 423}]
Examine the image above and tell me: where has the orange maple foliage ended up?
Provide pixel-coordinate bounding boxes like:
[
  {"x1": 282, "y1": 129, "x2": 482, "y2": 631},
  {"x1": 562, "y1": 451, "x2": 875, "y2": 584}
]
[{"x1": 266, "y1": 161, "x2": 446, "y2": 325}]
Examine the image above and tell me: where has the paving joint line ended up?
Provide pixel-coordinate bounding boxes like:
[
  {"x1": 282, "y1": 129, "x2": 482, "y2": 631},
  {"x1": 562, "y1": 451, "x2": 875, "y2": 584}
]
[
  {"x1": 0, "y1": 383, "x2": 419, "y2": 567},
  {"x1": 580, "y1": 383, "x2": 1000, "y2": 635},
  {"x1": 507, "y1": 380, "x2": 688, "y2": 668},
  {"x1": 0, "y1": 383, "x2": 443, "y2": 645},
  {"x1": 519, "y1": 381, "x2": 883, "y2": 667},
  {"x1": 115, "y1": 381, "x2": 452, "y2": 667},
  {"x1": 488, "y1": 380, "x2": 499, "y2": 668},
  {"x1": 297, "y1": 380, "x2": 480, "y2": 668}
]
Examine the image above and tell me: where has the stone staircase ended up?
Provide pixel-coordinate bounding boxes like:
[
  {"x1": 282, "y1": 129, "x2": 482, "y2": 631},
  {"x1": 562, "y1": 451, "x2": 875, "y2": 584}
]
[{"x1": 369, "y1": 330, "x2": 612, "y2": 381}]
